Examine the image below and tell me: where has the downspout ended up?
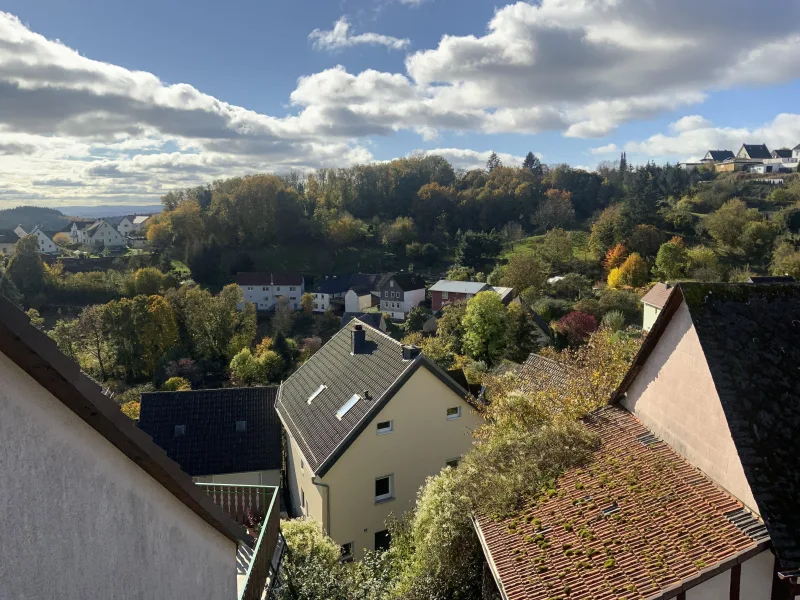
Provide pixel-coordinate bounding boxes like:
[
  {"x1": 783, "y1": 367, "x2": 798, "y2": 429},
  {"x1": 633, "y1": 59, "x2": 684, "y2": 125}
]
[{"x1": 312, "y1": 477, "x2": 331, "y2": 536}]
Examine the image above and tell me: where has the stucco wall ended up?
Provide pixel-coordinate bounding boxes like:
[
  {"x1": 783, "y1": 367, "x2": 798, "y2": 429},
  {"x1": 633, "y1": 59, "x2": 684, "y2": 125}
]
[
  {"x1": 286, "y1": 432, "x2": 326, "y2": 527},
  {"x1": 322, "y1": 366, "x2": 481, "y2": 558},
  {"x1": 622, "y1": 300, "x2": 759, "y2": 513},
  {"x1": 194, "y1": 469, "x2": 281, "y2": 487},
  {"x1": 0, "y1": 352, "x2": 237, "y2": 600},
  {"x1": 642, "y1": 303, "x2": 660, "y2": 331}
]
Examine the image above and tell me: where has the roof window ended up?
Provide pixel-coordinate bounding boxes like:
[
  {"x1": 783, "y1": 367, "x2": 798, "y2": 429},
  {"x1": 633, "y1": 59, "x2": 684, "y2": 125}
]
[
  {"x1": 308, "y1": 384, "x2": 327, "y2": 404},
  {"x1": 336, "y1": 394, "x2": 361, "y2": 420}
]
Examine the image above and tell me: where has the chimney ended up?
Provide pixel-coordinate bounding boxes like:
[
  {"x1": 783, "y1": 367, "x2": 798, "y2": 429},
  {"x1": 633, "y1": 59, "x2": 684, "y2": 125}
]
[
  {"x1": 402, "y1": 345, "x2": 422, "y2": 361},
  {"x1": 363, "y1": 390, "x2": 372, "y2": 401},
  {"x1": 352, "y1": 324, "x2": 366, "y2": 354}
]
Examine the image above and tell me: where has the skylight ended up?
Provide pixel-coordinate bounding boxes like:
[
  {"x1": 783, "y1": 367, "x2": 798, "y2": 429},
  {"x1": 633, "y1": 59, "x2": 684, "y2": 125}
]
[
  {"x1": 308, "y1": 384, "x2": 327, "y2": 404},
  {"x1": 336, "y1": 394, "x2": 361, "y2": 420}
]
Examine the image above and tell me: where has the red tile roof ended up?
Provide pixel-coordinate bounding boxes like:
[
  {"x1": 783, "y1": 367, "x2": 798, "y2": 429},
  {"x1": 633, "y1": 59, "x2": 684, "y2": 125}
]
[{"x1": 476, "y1": 407, "x2": 769, "y2": 600}]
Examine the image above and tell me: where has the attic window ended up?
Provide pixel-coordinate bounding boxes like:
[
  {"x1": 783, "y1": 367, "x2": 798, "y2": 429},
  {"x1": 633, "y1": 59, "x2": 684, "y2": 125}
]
[
  {"x1": 601, "y1": 502, "x2": 620, "y2": 517},
  {"x1": 235, "y1": 420, "x2": 247, "y2": 432},
  {"x1": 174, "y1": 425, "x2": 186, "y2": 437},
  {"x1": 336, "y1": 394, "x2": 361, "y2": 420},
  {"x1": 636, "y1": 432, "x2": 659, "y2": 447},
  {"x1": 308, "y1": 384, "x2": 327, "y2": 404}
]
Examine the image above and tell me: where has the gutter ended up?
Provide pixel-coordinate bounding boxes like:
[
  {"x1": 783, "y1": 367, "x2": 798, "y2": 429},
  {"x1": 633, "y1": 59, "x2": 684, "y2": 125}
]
[{"x1": 312, "y1": 476, "x2": 331, "y2": 536}]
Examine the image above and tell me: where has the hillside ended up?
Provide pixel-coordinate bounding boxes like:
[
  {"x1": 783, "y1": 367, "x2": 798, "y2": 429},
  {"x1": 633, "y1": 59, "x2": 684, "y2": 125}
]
[{"x1": 0, "y1": 206, "x2": 69, "y2": 230}]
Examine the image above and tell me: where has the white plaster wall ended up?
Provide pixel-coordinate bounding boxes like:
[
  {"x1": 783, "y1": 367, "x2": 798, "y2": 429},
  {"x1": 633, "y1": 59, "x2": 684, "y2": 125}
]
[
  {"x1": 642, "y1": 303, "x2": 661, "y2": 331},
  {"x1": 344, "y1": 290, "x2": 360, "y2": 313},
  {"x1": 403, "y1": 288, "x2": 426, "y2": 314},
  {"x1": 285, "y1": 432, "x2": 325, "y2": 526},
  {"x1": 686, "y1": 569, "x2": 730, "y2": 600},
  {"x1": 740, "y1": 550, "x2": 774, "y2": 600},
  {"x1": 622, "y1": 300, "x2": 759, "y2": 513},
  {"x1": 194, "y1": 469, "x2": 281, "y2": 487},
  {"x1": 0, "y1": 352, "x2": 237, "y2": 600},
  {"x1": 313, "y1": 293, "x2": 331, "y2": 313}
]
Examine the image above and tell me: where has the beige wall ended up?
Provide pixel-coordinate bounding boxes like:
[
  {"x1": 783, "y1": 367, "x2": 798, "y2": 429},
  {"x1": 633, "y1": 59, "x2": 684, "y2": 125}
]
[
  {"x1": 286, "y1": 432, "x2": 327, "y2": 528},
  {"x1": 642, "y1": 303, "x2": 661, "y2": 331},
  {"x1": 622, "y1": 300, "x2": 758, "y2": 513},
  {"x1": 194, "y1": 469, "x2": 281, "y2": 487},
  {"x1": 323, "y1": 366, "x2": 481, "y2": 559},
  {"x1": 0, "y1": 352, "x2": 237, "y2": 600}
]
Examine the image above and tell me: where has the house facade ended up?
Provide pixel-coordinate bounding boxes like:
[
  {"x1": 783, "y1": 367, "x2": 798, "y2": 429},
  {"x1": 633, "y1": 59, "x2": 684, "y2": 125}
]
[
  {"x1": 236, "y1": 272, "x2": 305, "y2": 311},
  {"x1": 115, "y1": 215, "x2": 135, "y2": 236},
  {"x1": 640, "y1": 282, "x2": 674, "y2": 331},
  {"x1": 736, "y1": 143, "x2": 771, "y2": 160},
  {"x1": 138, "y1": 387, "x2": 282, "y2": 488},
  {"x1": 0, "y1": 229, "x2": 17, "y2": 256},
  {"x1": 278, "y1": 321, "x2": 481, "y2": 560},
  {"x1": 28, "y1": 227, "x2": 59, "y2": 254},
  {"x1": 0, "y1": 295, "x2": 258, "y2": 600},
  {"x1": 701, "y1": 149, "x2": 735, "y2": 162},
  {"x1": 132, "y1": 215, "x2": 151, "y2": 231},
  {"x1": 429, "y1": 280, "x2": 514, "y2": 311},
  {"x1": 84, "y1": 219, "x2": 127, "y2": 248},
  {"x1": 378, "y1": 273, "x2": 426, "y2": 320},
  {"x1": 312, "y1": 275, "x2": 352, "y2": 313}
]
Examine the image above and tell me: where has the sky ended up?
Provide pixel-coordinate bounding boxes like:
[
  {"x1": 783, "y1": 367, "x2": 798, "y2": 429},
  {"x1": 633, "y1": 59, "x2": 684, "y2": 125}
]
[{"x1": 2, "y1": 0, "x2": 800, "y2": 208}]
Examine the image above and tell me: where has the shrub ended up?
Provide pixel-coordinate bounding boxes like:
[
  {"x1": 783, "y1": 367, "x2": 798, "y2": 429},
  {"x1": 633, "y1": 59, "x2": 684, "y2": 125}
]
[
  {"x1": 162, "y1": 377, "x2": 191, "y2": 391},
  {"x1": 554, "y1": 312, "x2": 598, "y2": 346},
  {"x1": 601, "y1": 310, "x2": 626, "y2": 332}
]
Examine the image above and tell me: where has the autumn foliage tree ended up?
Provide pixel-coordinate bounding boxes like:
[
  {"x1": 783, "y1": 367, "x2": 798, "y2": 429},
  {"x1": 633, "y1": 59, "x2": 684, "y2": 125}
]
[
  {"x1": 603, "y1": 243, "x2": 628, "y2": 273},
  {"x1": 553, "y1": 311, "x2": 597, "y2": 346}
]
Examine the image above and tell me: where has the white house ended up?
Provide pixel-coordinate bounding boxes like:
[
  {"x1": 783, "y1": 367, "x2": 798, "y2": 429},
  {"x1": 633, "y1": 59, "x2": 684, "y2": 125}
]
[
  {"x1": 115, "y1": 216, "x2": 135, "y2": 236},
  {"x1": 236, "y1": 272, "x2": 305, "y2": 311},
  {"x1": 0, "y1": 295, "x2": 284, "y2": 600},
  {"x1": 83, "y1": 219, "x2": 127, "y2": 248},
  {"x1": 378, "y1": 273, "x2": 427, "y2": 320},
  {"x1": 640, "y1": 282, "x2": 674, "y2": 331},
  {"x1": 314, "y1": 273, "x2": 380, "y2": 314},
  {"x1": 132, "y1": 215, "x2": 151, "y2": 231},
  {"x1": 25, "y1": 227, "x2": 59, "y2": 255},
  {"x1": 311, "y1": 275, "x2": 351, "y2": 313},
  {"x1": 0, "y1": 230, "x2": 18, "y2": 256}
]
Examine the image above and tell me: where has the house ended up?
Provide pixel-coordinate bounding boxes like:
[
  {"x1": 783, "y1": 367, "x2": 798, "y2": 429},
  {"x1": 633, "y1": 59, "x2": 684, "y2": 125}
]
[
  {"x1": 138, "y1": 387, "x2": 282, "y2": 487},
  {"x1": 127, "y1": 235, "x2": 150, "y2": 249},
  {"x1": 83, "y1": 219, "x2": 127, "y2": 248},
  {"x1": 611, "y1": 282, "x2": 800, "y2": 590},
  {"x1": 429, "y1": 280, "x2": 515, "y2": 311},
  {"x1": 515, "y1": 352, "x2": 572, "y2": 395},
  {"x1": 24, "y1": 227, "x2": 59, "y2": 254},
  {"x1": 715, "y1": 158, "x2": 761, "y2": 173},
  {"x1": 0, "y1": 229, "x2": 18, "y2": 256},
  {"x1": 343, "y1": 273, "x2": 380, "y2": 313},
  {"x1": 378, "y1": 273, "x2": 427, "y2": 320},
  {"x1": 640, "y1": 282, "x2": 675, "y2": 331},
  {"x1": 794, "y1": 143, "x2": 800, "y2": 159},
  {"x1": 108, "y1": 215, "x2": 136, "y2": 236},
  {"x1": 701, "y1": 149, "x2": 735, "y2": 162},
  {"x1": 0, "y1": 294, "x2": 283, "y2": 600},
  {"x1": 312, "y1": 274, "x2": 352, "y2": 313},
  {"x1": 236, "y1": 272, "x2": 305, "y2": 311},
  {"x1": 341, "y1": 312, "x2": 387, "y2": 333},
  {"x1": 771, "y1": 148, "x2": 793, "y2": 159},
  {"x1": 277, "y1": 320, "x2": 481, "y2": 560},
  {"x1": 132, "y1": 215, "x2": 151, "y2": 231},
  {"x1": 736, "y1": 143, "x2": 771, "y2": 160}
]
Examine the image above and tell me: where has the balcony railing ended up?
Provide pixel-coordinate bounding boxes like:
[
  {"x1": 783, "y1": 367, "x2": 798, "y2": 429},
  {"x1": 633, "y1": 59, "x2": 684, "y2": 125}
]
[{"x1": 197, "y1": 484, "x2": 284, "y2": 600}]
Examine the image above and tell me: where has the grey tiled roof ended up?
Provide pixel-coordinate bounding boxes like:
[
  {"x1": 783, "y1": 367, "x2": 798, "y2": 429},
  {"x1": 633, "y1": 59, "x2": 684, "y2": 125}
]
[
  {"x1": 740, "y1": 144, "x2": 771, "y2": 159},
  {"x1": 341, "y1": 312, "x2": 384, "y2": 331},
  {"x1": 516, "y1": 353, "x2": 573, "y2": 395},
  {"x1": 705, "y1": 149, "x2": 734, "y2": 161},
  {"x1": 277, "y1": 320, "x2": 469, "y2": 475},
  {"x1": 681, "y1": 282, "x2": 800, "y2": 571},
  {"x1": 138, "y1": 387, "x2": 281, "y2": 476}
]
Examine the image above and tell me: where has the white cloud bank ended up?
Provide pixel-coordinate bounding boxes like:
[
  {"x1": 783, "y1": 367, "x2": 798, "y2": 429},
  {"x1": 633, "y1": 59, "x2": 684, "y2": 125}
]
[
  {"x1": 309, "y1": 17, "x2": 410, "y2": 51},
  {"x1": 2, "y1": 0, "x2": 800, "y2": 204}
]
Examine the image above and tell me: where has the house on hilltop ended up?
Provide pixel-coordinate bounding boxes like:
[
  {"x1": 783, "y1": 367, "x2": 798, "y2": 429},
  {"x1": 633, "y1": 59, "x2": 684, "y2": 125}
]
[
  {"x1": 277, "y1": 320, "x2": 481, "y2": 560},
  {"x1": 736, "y1": 143, "x2": 771, "y2": 160},
  {"x1": 138, "y1": 387, "x2": 282, "y2": 487},
  {"x1": 701, "y1": 149, "x2": 735, "y2": 162},
  {"x1": 378, "y1": 273, "x2": 427, "y2": 320},
  {"x1": 476, "y1": 282, "x2": 800, "y2": 600},
  {"x1": 771, "y1": 148, "x2": 793, "y2": 159},
  {"x1": 236, "y1": 272, "x2": 305, "y2": 311},
  {"x1": 0, "y1": 294, "x2": 283, "y2": 600}
]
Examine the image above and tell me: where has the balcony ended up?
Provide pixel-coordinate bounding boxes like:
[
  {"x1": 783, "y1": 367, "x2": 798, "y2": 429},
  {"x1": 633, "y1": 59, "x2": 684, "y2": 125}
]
[{"x1": 197, "y1": 484, "x2": 285, "y2": 600}]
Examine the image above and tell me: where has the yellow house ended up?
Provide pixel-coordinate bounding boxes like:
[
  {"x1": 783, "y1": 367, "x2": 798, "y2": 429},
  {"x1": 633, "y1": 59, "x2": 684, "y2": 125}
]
[{"x1": 277, "y1": 321, "x2": 482, "y2": 560}]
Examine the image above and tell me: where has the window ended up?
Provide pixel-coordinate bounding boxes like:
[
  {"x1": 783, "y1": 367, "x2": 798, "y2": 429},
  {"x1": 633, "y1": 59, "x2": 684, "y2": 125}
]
[
  {"x1": 337, "y1": 394, "x2": 361, "y2": 420},
  {"x1": 262, "y1": 287, "x2": 267, "y2": 291},
  {"x1": 235, "y1": 420, "x2": 247, "y2": 432},
  {"x1": 441, "y1": 291, "x2": 449, "y2": 299},
  {"x1": 276, "y1": 287, "x2": 281, "y2": 291},
  {"x1": 446, "y1": 458, "x2": 460, "y2": 468},
  {"x1": 384, "y1": 291, "x2": 389, "y2": 298},
  {"x1": 340, "y1": 543, "x2": 354, "y2": 563},
  {"x1": 308, "y1": 384, "x2": 327, "y2": 404},
  {"x1": 374, "y1": 530, "x2": 391, "y2": 552},
  {"x1": 300, "y1": 458, "x2": 304, "y2": 471},
  {"x1": 446, "y1": 406, "x2": 462, "y2": 420},
  {"x1": 375, "y1": 475, "x2": 394, "y2": 503},
  {"x1": 389, "y1": 280, "x2": 394, "y2": 288},
  {"x1": 377, "y1": 420, "x2": 393, "y2": 435},
  {"x1": 290, "y1": 286, "x2": 296, "y2": 291},
  {"x1": 174, "y1": 425, "x2": 186, "y2": 437},
  {"x1": 301, "y1": 488, "x2": 306, "y2": 513}
]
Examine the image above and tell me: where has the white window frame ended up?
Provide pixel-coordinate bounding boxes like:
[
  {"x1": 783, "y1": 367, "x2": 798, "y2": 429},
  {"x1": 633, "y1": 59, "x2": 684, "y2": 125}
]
[
  {"x1": 375, "y1": 474, "x2": 394, "y2": 503},
  {"x1": 441, "y1": 291, "x2": 449, "y2": 300},
  {"x1": 376, "y1": 420, "x2": 394, "y2": 435},
  {"x1": 337, "y1": 394, "x2": 361, "y2": 420},
  {"x1": 308, "y1": 384, "x2": 327, "y2": 404},
  {"x1": 446, "y1": 406, "x2": 462, "y2": 420}
]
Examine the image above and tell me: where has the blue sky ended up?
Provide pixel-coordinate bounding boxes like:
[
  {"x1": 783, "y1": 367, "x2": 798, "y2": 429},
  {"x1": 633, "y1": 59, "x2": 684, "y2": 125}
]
[{"x1": 2, "y1": 0, "x2": 800, "y2": 206}]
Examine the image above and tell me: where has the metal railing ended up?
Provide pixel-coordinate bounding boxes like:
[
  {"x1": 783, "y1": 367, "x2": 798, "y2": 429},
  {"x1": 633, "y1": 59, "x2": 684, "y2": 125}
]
[{"x1": 197, "y1": 484, "x2": 282, "y2": 600}]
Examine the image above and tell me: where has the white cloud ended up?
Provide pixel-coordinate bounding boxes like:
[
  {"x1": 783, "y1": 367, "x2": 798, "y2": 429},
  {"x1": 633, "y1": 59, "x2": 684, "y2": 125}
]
[
  {"x1": 309, "y1": 17, "x2": 409, "y2": 51},
  {"x1": 409, "y1": 148, "x2": 525, "y2": 171},
  {"x1": 590, "y1": 143, "x2": 618, "y2": 155},
  {"x1": 623, "y1": 113, "x2": 800, "y2": 160}
]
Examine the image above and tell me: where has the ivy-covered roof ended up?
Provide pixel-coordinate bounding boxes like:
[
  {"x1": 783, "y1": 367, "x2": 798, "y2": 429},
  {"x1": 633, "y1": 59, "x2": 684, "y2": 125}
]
[{"x1": 476, "y1": 407, "x2": 769, "y2": 600}]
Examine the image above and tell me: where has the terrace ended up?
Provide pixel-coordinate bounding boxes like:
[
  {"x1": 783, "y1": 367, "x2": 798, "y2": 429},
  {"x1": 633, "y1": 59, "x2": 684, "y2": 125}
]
[{"x1": 197, "y1": 484, "x2": 285, "y2": 600}]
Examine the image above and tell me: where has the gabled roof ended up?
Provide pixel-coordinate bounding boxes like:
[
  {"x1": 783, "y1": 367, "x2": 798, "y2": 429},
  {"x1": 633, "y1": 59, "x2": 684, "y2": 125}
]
[
  {"x1": 613, "y1": 282, "x2": 800, "y2": 572},
  {"x1": 341, "y1": 312, "x2": 384, "y2": 331},
  {"x1": 739, "y1": 143, "x2": 771, "y2": 159},
  {"x1": 0, "y1": 229, "x2": 18, "y2": 243},
  {"x1": 313, "y1": 274, "x2": 352, "y2": 295},
  {"x1": 640, "y1": 282, "x2": 675, "y2": 309},
  {"x1": 703, "y1": 149, "x2": 734, "y2": 161},
  {"x1": 347, "y1": 273, "x2": 379, "y2": 294},
  {"x1": 236, "y1": 272, "x2": 304, "y2": 286},
  {"x1": 276, "y1": 320, "x2": 469, "y2": 476},
  {"x1": 516, "y1": 353, "x2": 573, "y2": 395},
  {"x1": 492, "y1": 286, "x2": 514, "y2": 303},
  {"x1": 84, "y1": 220, "x2": 105, "y2": 234},
  {"x1": 0, "y1": 294, "x2": 247, "y2": 544},
  {"x1": 381, "y1": 272, "x2": 426, "y2": 291},
  {"x1": 772, "y1": 148, "x2": 793, "y2": 158},
  {"x1": 138, "y1": 387, "x2": 281, "y2": 477},
  {"x1": 476, "y1": 407, "x2": 770, "y2": 600},
  {"x1": 429, "y1": 280, "x2": 491, "y2": 294},
  {"x1": 132, "y1": 215, "x2": 151, "y2": 225}
]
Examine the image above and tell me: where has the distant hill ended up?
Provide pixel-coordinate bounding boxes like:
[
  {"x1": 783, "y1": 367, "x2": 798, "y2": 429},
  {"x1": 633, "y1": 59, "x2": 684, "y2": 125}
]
[
  {"x1": 59, "y1": 205, "x2": 163, "y2": 218},
  {"x1": 0, "y1": 206, "x2": 69, "y2": 231}
]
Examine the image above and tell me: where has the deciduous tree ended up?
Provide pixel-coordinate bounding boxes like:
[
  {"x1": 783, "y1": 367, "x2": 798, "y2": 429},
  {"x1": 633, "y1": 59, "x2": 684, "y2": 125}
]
[{"x1": 462, "y1": 291, "x2": 508, "y2": 364}]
